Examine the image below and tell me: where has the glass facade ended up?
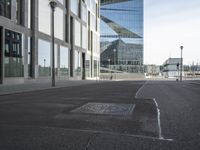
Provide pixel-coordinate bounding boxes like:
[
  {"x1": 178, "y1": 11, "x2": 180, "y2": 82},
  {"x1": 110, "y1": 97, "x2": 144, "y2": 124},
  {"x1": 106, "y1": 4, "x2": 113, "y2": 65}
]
[
  {"x1": 4, "y1": 30, "x2": 23, "y2": 77},
  {"x1": 16, "y1": 0, "x2": 24, "y2": 25},
  {"x1": 38, "y1": 0, "x2": 51, "y2": 35},
  {"x1": 27, "y1": 37, "x2": 31, "y2": 77},
  {"x1": 100, "y1": 0, "x2": 143, "y2": 73},
  {"x1": 91, "y1": 0, "x2": 96, "y2": 14},
  {"x1": 60, "y1": 46, "x2": 69, "y2": 76},
  {"x1": 81, "y1": 4, "x2": 87, "y2": 23},
  {"x1": 75, "y1": 50, "x2": 81, "y2": 76},
  {"x1": 54, "y1": 8, "x2": 64, "y2": 40},
  {"x1": 85, "y1": 55, "x2": 91, "y2": 77},
  {"x1": 71, "y1": 0, "x2": 78, "y2": 16},
  {"x1": 82, "y1": 25, "x2": 87, "y2": 49},
  {"x1": 74, "y1": 20, "x2": 81, "y2": 47},
  {"x1": 28, "y1": 0, "x2": 31, "y2": 28},
  {"x1": 0, "y1": 0, "x2": 11, "y2": 18},
  {"x1": 94, "y1": 59, "x2": 98, "y2": 77},
  {"x1": 54, "y1": 44, "x2": 58, "y2": 74},
  {"x1": 38, "y1": 39, "x2": 51, "y2": 76},
  {"x1": 0, "y1": 0, "x2": 100, "y2": 84}
]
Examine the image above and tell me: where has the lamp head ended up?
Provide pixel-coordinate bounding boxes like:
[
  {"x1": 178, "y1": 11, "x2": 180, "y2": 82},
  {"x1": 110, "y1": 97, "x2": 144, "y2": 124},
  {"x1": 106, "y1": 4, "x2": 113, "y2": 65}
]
[
  {"x1": 49, "y1": 0, "x2": 57, "y2": 10},
  {"x1": 180, "y1": 46, "x2": 184, "y2": 50}
]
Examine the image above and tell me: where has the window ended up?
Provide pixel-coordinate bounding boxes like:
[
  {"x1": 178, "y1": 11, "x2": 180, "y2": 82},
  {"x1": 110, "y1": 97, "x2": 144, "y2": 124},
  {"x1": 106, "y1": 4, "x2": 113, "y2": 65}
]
[
  {"x1": 71, "y1": 0, "x2": 78, "y2": 16},
  {"x1": 82, "y1": 25, "x2": 87, "y2": 49},
  {"x1": 0, "y1": 0, "x2": 11, "y2": 18},
  {"x1": 91, "y1": 0, "x2": 96, "y2": 14},
  {"x1": 16, "y1": 0, "x2": 24, "y2": 25},
  {"x1": 60, "y1": 46, "x2": 69, "y2": 76},
  {"x1": 4, "y1": 29, "x2": 23, "y2": 77},
  {"x1": 27, "y1": 37, "x2": 31, "y2": 77},
  {"x1": 28, "y1": 0, "x2": 31, "y2": 28},
  {"x1": 85, "y1": 54, "x2": 90, "y2": 77},
  {"x1": 74, "y1": 20, "x2": 81, "y2": 47},
  {"x1": 5, "y1": 30, "x2": 22, "y2": 58},
  {"x1": 81, "y1": 5, "x2": 87, "y2": 23},
  {"x1": 90, "y1": 14, "x2": 96, "y2": 30},
  {"x1": 38, "y1": 0, "x2": 51, "y2": 35},
  {"x1": 94, "y1": 60, "x2": 97, "y2": 77},
  {"x1": 75, "y1": 50, "x2": 81, "y2": 76},
  {"x1": 38, "y1": 39, "x2": 51, "y2": 76},
  {"x1": 54, "y1": 8, "x2": 64, "y2": 40}
]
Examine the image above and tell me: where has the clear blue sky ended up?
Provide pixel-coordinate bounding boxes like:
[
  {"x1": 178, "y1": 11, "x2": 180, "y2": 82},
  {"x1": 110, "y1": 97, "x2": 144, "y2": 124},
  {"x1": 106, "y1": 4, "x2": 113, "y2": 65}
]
[{"x1": 144, "y1": 0, "x2": 200, "y2": 65}]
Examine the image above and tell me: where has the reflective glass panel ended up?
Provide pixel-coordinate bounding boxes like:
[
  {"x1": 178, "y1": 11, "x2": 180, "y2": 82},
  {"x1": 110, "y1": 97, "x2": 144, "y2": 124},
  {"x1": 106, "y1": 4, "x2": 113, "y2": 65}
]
[
  {"x1": 38, "y1": 39, "x2": 51, "y2": 76},
  {"x1": 28, "y1": 0, "x2": 31, "y2": 28},
  {"x1": 85, "y1": 54, "x2": 90, "y2": 77},
  {"x1": 100, "y1": 0, "x2": 143, "y2": 73},
  {"x1": 38, "y1": 0, "x2": 51, "y2": 35},
  {"x1": 81, "y1": 5, "x2": 87, "y2": 23},
  {"x1": 60, "y1": 46, "x2": 69, "y2": 76},
  {"x1": 4, "y1": 30, "x2": 23, "y2": 77},
  {"x1": 75, "y1": 20, "x2": 81, "y2": 47},
  {"x1": 82, "y1": 25, "x2": 87, "y2": 49},
  {"x1": 55, "y1": 8, "x2": 64, "y2": 40},
  {"x1": 71, "y1": 0, "x2": 78, "y2": 15},
  {"x1": 0, "y1": 0, "x2": 11, "y2": 18},
  {"x1": 75, "y1": 50, "x2": 81, "y2": 76}
]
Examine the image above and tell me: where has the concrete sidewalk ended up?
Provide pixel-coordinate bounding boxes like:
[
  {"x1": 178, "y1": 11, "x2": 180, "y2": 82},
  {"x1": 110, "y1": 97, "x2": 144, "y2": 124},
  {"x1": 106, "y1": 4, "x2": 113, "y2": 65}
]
[{"x1": 0, "y1": 79, "x2": 101, "y2": 96}]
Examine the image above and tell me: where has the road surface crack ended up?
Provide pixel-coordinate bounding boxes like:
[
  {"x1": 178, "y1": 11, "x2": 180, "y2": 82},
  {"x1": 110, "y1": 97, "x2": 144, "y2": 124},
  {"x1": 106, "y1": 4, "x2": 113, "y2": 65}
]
[{"x1": 85, "y1": 133, "x2": 99, "y2": 150}]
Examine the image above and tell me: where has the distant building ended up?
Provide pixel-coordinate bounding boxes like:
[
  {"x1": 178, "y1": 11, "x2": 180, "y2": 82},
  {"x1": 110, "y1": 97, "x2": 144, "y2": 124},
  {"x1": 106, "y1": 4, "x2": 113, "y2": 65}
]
[
  {"x1": 0, "y1": 0, "x2": 100, "y2": 84},
  {"x1": 101, "y1": 39, "x2": 143, "y2": 73},
  {"x1": 184, "y1": 64, "x2": 200, "y2": 77},
  {"x1": 100, "y1": 0, "x2": 143, "y2": 73},
  {"x1": 144, "y1": 65, "x2": 161, "y2": 77},
  {"x1": 162, "y1": 58, "x2": 182, "y2": 78}
]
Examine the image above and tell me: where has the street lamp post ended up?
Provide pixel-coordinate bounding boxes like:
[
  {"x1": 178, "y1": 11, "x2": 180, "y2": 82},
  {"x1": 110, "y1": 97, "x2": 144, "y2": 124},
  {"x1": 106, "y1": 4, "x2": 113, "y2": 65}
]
[
  {"x1": 43, "y1": 59, "x2": 46, "y2": 75},
  {"x1": 177, "y1": 63, "x2": 179, "y2": 81},
  {"x1": 43, "y1": 59, "x2": 46, "y2": 68},
  {"x1": 108, "y1": 59, "x2": 111, "y2": 79},
  {"x1": 113, "y1": 49, "x2": 116, "y2": 66},
  {"x1": 113, "y1": 49, "x2": 116, "y2": 79},
  {"x1": 49, "y1": 0, "x2": 57, "y2": 87},
  {"x1": 180, "y1": 46, "x2": 183, "y2": 81}
]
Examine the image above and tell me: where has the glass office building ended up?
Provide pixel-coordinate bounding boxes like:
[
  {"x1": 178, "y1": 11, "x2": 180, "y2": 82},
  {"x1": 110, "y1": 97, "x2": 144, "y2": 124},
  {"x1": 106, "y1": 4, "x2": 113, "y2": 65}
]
[
  {"x1": 0, "y1": 0, "x2": 100, "y2": 84},
  {"x1": 100, "y1": 0, "x2": 143, "y2": 73}
]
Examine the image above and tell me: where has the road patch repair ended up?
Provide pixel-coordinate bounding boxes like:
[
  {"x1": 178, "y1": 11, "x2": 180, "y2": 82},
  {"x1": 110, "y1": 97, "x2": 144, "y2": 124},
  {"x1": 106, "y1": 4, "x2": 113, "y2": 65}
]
[
  {"x1": 71, "y1": 102, "x2": 135, "y2": 115},
  {"x1": 66, "y1": 99, "x2": 167, "y2": 141}
]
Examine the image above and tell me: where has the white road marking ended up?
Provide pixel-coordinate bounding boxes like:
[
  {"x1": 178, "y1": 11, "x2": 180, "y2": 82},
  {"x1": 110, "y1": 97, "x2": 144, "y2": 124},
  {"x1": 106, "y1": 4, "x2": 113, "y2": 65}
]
[
  {"x1": 152, "y1": 98, "x2": 164, "y2": 140},
  {"x1": 134, "y1": 81, "x2": 174, "y2": 141},
  {"x1": 135, "y1": 81, "x2": 147, "y2": 98},
  {"x1": 152, "y1": 98, "x2": 174, "y2": 141}
]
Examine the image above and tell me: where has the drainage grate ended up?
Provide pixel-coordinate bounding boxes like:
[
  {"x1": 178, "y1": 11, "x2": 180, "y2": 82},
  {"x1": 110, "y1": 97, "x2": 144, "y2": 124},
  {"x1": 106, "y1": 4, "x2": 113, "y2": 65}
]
[{"x1": 71, "y1": 103, "x2": 135, "y2": 115}]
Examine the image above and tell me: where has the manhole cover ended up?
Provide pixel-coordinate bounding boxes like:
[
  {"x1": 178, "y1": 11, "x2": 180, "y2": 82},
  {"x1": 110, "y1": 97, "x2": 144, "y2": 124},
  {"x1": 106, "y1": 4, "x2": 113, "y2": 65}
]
[{"x1": 71, "y1": 103, "x2": 135, "y2": 115}]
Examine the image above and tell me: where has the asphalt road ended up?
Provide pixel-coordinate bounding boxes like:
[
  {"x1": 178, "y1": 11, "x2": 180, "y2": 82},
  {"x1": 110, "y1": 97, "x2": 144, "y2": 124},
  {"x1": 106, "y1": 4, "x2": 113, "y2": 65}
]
[{"x1": 0, "y1": 80, "x2": 199, "y2": 150}]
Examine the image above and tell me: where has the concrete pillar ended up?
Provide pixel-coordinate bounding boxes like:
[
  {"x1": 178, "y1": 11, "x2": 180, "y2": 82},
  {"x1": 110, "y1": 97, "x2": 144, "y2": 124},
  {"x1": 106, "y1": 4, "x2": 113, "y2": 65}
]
[
  {"x1": 31, "y1": 0, "x2": 39, "y2": 78},
  {"x1": 0, "y1": 27, "x2": 3, "y2": 83}
]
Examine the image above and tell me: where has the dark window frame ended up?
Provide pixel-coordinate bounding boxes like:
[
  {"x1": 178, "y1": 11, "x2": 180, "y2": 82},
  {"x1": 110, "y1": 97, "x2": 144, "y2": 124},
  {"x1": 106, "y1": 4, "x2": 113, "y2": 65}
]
[
  {"x1": 0, "y1": 0, "x2": 11, "y2": 18},
  {"x1": 5, "y1": 29, "x2": 22, "y2": 58}
]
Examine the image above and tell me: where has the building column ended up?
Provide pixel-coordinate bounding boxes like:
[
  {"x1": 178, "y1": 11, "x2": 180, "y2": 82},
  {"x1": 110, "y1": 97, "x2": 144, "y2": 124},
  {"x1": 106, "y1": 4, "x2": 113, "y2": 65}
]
[
  {"x1": 31, "y1": 0, "x2": 39, "y2": 78},
  {"x1": 0, "y1": 27, "x2": 3, "y2": 84}
]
